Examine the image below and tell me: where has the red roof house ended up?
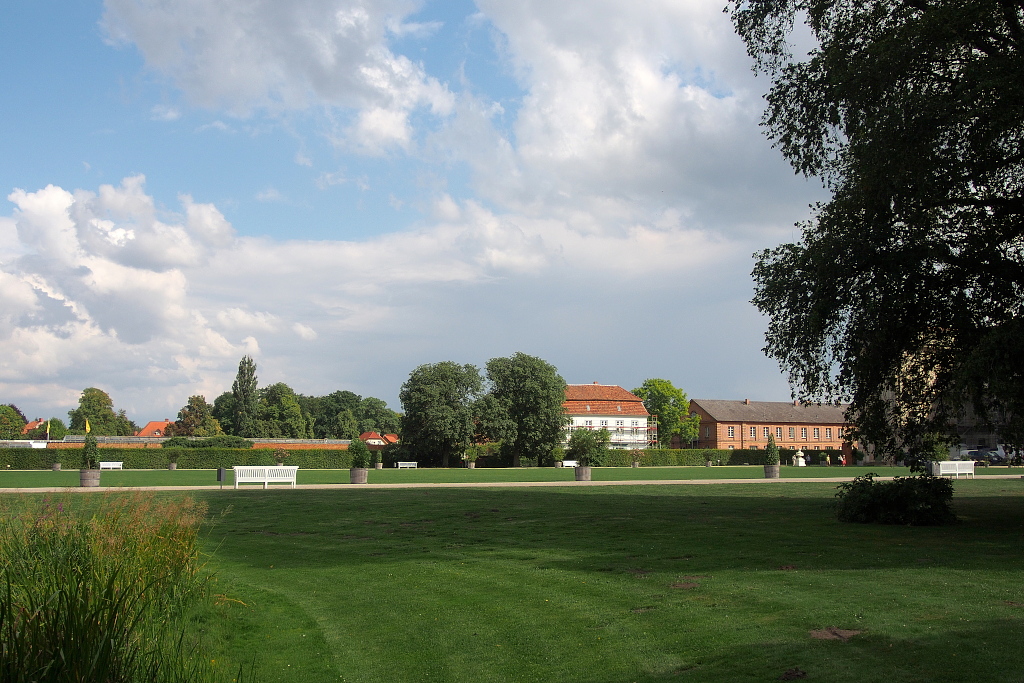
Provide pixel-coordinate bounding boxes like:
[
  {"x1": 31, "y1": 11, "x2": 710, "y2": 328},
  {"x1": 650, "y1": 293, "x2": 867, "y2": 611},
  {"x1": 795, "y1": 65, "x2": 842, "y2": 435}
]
[{"x1": 136, "y1": 420, "x2": 173, "y2": 437}]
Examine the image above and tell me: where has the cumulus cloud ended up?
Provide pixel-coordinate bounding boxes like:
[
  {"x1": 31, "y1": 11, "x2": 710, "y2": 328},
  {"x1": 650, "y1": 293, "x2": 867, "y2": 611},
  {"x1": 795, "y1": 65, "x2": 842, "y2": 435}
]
[
  {"x1": 1, "y1": 177, "x2": 779, "y2": 418},
  {"x1": 103, "y1": 0, "x2": 454, "y2": 149}
]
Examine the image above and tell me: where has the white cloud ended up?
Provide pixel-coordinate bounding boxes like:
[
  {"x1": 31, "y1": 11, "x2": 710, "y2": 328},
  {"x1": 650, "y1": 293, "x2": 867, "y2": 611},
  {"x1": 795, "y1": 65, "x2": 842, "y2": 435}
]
[
  {"x1": 256, "y1": 187, "x2": 286, "y2": 203},
  {"x1": 103, "y1": 0, "x2": 454, "y2": 149},
  {"x1": 1, "y1": 177, "x2": 785, "y2": 419},
  {"x1": 150, "y1": 104, "x2": 181, "y2": 121}
]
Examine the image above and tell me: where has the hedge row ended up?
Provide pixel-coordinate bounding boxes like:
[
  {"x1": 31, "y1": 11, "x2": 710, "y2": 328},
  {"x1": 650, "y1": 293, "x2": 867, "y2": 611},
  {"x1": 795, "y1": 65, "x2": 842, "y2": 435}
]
[
  {"x1": 0, "y1": 446, "x2": 849, "y2": 470},
  {"x1": 600, "y1": 448, "x2": 845, "y2": 467},
  {"x1": 0, "y1": 448, "x2": 355, "y2": 470}
]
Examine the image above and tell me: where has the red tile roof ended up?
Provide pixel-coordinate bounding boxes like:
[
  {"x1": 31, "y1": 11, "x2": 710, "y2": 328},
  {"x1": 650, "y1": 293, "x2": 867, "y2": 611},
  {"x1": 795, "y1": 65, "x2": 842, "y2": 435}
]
[
  {"x1": 136, "y1": 420, "x2": 172, "y2": 437},
  {"x1": 563, "y1": 384, "x2": 649, "y2": 417},
  {"x1": 22, "y1": 419, "x2": 44, "y2": 435}
]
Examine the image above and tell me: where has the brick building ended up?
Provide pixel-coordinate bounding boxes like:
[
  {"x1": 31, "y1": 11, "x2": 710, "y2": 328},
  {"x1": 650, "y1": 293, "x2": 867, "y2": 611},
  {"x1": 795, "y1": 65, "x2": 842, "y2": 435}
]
[{"x1": 689, "y1": 399, "x2": 853, "y2": 456}]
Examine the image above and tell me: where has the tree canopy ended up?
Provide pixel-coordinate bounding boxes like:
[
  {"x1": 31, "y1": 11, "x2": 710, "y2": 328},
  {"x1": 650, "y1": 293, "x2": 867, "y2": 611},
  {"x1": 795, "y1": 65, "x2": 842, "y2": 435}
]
[
  {"x1": 231, "y1": 356, "x2": 260, "y2": 438},
  {"x1": 166, "y1": 395, "x2": 223, "y2": 437},
  {"x1": 731, "y1": 0, "x2": 1024, "y2": 454},
  {"x1": 399, "y1": 361, "x2": 482, "y2": 467},
  {"x1": 632, "y1": 378, "x2": 700, "y2": 448},
  {"x1": 67, "y1": 388, "x2": 136, "y2": 436},
  {"x1": 0, "y1": 405, "x2": 24, "y2": 440},
  {"x1": 485, "y1": 353, "x2": 567, "y2": 467}
]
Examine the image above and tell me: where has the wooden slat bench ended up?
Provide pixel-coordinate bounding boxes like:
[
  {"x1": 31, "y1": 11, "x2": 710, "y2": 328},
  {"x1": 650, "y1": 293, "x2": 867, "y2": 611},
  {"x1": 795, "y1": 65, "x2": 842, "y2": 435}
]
[
  {"x1": 933, "y1": 461, "x2": 975, "y2": 479},
  {"x1": 396, "y1": 462, "x2": 418, "y2": 468},
  {"x1": 232, "y1": 466, "x2": 299, "y2": 489},
  {"x1": 99, "y1": 461, "x2": 123, "y2": 470}
]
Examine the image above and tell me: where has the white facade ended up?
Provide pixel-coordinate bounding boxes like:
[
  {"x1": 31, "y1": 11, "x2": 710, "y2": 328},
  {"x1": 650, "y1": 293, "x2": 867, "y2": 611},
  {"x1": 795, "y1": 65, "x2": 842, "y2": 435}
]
[{"x1": 565, "y1": 415, "x2": 651, "y2": 450}]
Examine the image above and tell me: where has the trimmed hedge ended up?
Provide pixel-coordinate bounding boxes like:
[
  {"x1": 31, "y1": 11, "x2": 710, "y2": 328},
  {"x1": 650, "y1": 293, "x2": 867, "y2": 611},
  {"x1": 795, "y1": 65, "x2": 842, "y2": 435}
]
[{"x1": 0, "y1": 447, "x2": 354, "y2": 470}]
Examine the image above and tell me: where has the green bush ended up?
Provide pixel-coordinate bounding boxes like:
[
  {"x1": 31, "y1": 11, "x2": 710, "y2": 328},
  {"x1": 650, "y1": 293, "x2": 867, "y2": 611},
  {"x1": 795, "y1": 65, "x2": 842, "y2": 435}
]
[
  {"x1": 0, "y1": 447, "x2": 352, "y2": 470},
  {"x1": 835, "y1": 472, "x2": 957, "y2": 525}
]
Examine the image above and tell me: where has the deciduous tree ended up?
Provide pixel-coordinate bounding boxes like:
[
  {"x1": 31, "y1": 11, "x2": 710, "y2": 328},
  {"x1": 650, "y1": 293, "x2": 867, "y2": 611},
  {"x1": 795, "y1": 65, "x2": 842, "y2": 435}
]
[
  {"x1": 0, "y1": 405, "x2": 23, "y2": 440},
  {"x1": 167, "y1": 395, "x2": 222, "y2": 437},
  {"x1": 399, "y1": 362, "x2": 482, "y2": 467},
  {"x1": 730, "y1": 0, "x2": 1024, "y2": 454},
  {"x1": 485, "y1": 353, "x2": 567, "y2": 467},
  {"x1": 68, "y1": 388, "x2": 135, "y2": 436},
  {"x1": 632, "y1": 379, "x2": 700, "y2": 448}
]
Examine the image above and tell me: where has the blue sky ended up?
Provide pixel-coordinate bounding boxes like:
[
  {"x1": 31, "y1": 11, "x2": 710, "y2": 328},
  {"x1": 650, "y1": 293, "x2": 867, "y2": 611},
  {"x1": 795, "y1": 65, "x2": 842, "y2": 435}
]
[{"x1": 0, "y1": 0, "x2": 824, "y2": 423}]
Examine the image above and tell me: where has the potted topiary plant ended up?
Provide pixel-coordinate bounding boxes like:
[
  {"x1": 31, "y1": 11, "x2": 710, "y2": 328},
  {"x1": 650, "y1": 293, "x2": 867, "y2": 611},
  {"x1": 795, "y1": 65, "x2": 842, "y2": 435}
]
[
  {"x1": 273, "y1": 447, "x2": 289, "y2": 466},
  {"x1": 348, "y1": 438, "x2": 370, "y2": 484},
  {"x1": 80, "y1": 435, "x2": 101, "y2": 487},
  {"x1": 463, "y1": 445, "x2": 480, "y2": 469},
  {"x1": 630, "y1": 449, "x2": 644, "y2": 468},
  {"x1": 566, "y1": 428, "x2": 609, "y2": 482},
  {"x1": 764, "y1": 433, "x2": 781, "y2": 478},
  {"x1": 167, "y1": 452, "x2": 180, "y2": 471}
]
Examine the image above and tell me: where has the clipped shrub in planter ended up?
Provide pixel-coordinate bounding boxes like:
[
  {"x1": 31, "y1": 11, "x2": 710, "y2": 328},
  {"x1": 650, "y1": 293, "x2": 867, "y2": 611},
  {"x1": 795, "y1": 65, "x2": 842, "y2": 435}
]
[
  {"x1": 835, "y1": 472, "x2": 957, "y2": 525},
  {"x1": 763, "y1": 434, "x2": 780, "y2": 478},
  {"x1": 348, "y1": 438, "x2": 371, "y2": 483}
]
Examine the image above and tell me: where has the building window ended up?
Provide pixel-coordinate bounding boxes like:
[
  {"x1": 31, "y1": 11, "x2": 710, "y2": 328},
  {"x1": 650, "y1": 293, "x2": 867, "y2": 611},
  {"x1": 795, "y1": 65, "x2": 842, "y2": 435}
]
[
  {"x1": 616, "y1": 420, "x2": 624, "y2": 427},
  {"x1": 749, "y1": 426, "x2": 756, "y2": 438},
  {"x1": 584, "y1": 420, "x2": 592, "y2": 426},
  {"x1": 776, "y1": 427, "x2": 783, "y2": 438},
  {"x1": 813, "y1": 428, "x2": 820, "y2": 439},
  {"x1": 789, "y1": 427, "x2": 795, "y2": 439},
  {"x1": 750, "y1": 445, "x2": 758, "y2": 449},
  {"x1": 728, "y1": 445, "x2": 735, "y2": 449},
  {"x1": 825, "y1": 428, "x2": 832, "y2": 439},
  {"x1": 826, "y1": 446, "x2": 834, "y2": 450},
  {"x1": 705, "y1": 426, "x2": 710, "y2": 437},
  {"x1": 600, "y1": 420, "x2": 608, "y2": 426},
  {"x1": 801, "y1": 427, "x2": 808, "y2": 439},
  {"x1": 763, "y1": 427, "x2": 770, "y2": 438},
  {"x1": 727, "y1": 426, "x2": 735, "y2": 438},
  {"x1": 631, "y1": 420, "x2": 639, "y2": 427}
]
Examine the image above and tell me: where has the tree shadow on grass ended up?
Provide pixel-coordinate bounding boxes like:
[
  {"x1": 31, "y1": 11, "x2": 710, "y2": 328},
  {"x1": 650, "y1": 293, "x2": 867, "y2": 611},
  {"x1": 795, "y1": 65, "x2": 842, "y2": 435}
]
[{"x1": 197, "y1": 486, "x2": 1024, "y2": 575}]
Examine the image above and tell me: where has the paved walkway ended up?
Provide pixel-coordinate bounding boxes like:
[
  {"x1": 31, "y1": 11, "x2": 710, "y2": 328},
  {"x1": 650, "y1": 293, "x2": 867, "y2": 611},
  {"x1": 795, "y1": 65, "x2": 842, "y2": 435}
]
[{"x1": 2, "y1": 473, "x2": 1019, "y2": 493}]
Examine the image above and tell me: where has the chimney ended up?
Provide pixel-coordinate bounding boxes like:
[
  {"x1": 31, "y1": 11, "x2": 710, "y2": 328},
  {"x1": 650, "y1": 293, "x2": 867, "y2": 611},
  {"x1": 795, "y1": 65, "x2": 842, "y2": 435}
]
[
  {"x1": 794, "y1": 399, "x2": 800, "y2": 406},
  {"x1": 593, "y1": 381, "x2": 599, "y2": 384},
  {"x1": 744, "y1": 398, "x2": 750, "y2": 405}
]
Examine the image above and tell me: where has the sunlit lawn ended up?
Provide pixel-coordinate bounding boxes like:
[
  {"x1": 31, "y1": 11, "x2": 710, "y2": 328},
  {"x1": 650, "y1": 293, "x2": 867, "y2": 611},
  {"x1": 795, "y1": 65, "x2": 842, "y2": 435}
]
[
  {"x1": 0, "y1": 464, "x2": 971, "y2": 489},
  {"x1": 165, "y1": 478, "x2": 1024, "y2": 682}
]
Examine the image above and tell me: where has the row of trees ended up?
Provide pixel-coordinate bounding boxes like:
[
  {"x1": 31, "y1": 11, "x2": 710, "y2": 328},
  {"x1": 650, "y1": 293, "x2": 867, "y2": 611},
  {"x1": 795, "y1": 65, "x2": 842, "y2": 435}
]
[
  {"x1": 399, "y1": 353, "x2": 568, "y2": 467},
  {"x1": 170, "y1": 356, "x2": 402, "y2": 440}
]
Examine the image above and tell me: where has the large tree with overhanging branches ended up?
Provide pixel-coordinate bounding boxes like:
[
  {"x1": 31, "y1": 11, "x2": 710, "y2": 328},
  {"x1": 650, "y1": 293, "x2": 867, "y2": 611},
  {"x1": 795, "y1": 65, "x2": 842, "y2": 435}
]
[{"x1": 731, "y1": 0, "x2": 1024, "y2": 457}]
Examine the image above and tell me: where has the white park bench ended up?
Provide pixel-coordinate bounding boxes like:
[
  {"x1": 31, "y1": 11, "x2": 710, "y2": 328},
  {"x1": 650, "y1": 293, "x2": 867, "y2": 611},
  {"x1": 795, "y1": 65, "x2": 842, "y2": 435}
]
[
  {"x1": 562, "y1": 460, "x2": 579, "y2": 468},
  {"x1": 99, "y1": 461, "x2": 123, "y2": 470},
  {"x1": 933, "y1": 461, "x2": 975, "y2": 479},
  {"x1": 232, "y1": 465, "x2": 299, "y2": 489},
  {"x1": 396, "y1": 461, "x2": 418, "y2": 468}
]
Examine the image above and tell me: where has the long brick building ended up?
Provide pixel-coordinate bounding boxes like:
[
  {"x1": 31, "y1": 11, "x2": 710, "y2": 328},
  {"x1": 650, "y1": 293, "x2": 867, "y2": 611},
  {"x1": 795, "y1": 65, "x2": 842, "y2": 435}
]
[{"x1": 689, "y1": 399, "x2": 853, "y2": 456}]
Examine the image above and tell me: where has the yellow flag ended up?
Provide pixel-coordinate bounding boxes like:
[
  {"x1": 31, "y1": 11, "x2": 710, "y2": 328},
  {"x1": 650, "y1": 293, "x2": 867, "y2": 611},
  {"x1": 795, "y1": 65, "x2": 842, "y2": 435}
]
[
  {"x1": 46, "y1": 420, "x2": 50, "y2": 437},
  {"x1": 85, "y1": 418, "x2": 91, "y2": 434}
]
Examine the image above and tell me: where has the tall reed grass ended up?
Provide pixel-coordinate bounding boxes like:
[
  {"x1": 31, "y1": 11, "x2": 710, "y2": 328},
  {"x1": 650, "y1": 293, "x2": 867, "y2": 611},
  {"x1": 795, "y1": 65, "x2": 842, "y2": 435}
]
[{"x1": 0, "y1": 492, "x2": 234, "y2": 682}]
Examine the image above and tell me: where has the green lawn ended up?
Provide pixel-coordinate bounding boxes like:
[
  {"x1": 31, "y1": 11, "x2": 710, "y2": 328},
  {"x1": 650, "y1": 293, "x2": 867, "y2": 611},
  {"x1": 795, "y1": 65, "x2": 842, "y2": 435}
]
[
  {"x1": 179, "y1": 479, "x2": 1024, "y2": 682},
  {"x1": 0, "y1": 464, "x2": 975, "y2": 489}
]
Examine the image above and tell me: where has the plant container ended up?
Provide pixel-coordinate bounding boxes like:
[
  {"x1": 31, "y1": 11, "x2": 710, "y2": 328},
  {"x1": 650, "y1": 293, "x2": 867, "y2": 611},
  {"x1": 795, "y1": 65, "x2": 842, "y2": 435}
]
[
  {"x1": 574, "y1": 466, "x2": 592, "y2": 481},
  {"x1": 350, "y1": 468, "x2": 368, "y2": 484},
  {"x1": 80, "y1": 469, "x2": 101, "y2": 487},
  {"x1": 763, "y1": 464, "x2": 780, "y2": 479}
]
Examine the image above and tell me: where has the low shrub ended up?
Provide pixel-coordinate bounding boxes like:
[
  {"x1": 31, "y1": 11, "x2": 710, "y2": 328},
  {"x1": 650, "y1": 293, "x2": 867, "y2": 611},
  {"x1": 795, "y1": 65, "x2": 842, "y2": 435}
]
[{"x1": 834, "y1": 472, "x2": 957, "y2": 525}]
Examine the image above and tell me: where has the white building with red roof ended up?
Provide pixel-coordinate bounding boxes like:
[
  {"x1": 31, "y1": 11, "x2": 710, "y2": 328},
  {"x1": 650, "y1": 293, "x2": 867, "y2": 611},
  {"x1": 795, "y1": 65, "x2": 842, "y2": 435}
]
[{"x1": 563, "y1": 383, "x2": 656, "y2": 449}]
